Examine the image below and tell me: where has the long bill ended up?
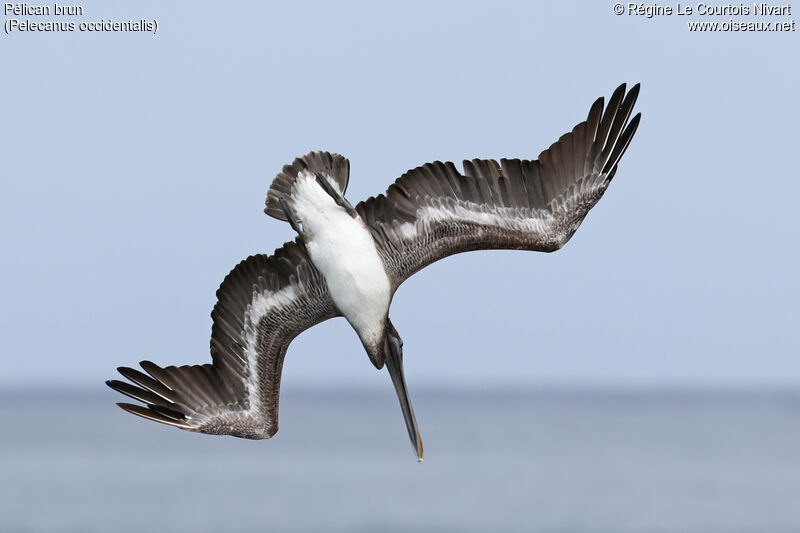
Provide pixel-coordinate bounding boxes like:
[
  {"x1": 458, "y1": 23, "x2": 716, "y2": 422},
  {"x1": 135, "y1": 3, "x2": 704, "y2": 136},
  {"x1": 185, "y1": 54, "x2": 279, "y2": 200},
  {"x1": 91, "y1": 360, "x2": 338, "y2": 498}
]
[{"x1": 385, "y1": 330, "x2": 424, "y2": 463}]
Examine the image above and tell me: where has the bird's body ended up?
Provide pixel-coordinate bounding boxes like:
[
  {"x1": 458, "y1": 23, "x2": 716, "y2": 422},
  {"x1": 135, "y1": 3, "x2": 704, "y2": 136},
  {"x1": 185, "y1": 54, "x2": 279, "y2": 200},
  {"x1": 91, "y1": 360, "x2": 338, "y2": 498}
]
[
  {"x1": 292, "y1": 171, "x2": 391, "y2": 354},
  {"x1": 107, "y1": 83, "x2": 642, "y2": 461}
]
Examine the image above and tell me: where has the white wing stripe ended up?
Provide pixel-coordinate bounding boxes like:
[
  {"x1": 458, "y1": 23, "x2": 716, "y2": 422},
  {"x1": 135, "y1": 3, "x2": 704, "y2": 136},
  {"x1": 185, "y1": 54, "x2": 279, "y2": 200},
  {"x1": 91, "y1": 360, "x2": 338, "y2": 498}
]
[
  {"x1": 395, "y1": 200, "x2": 557, "y2": 241},
  {"x1": 242, "y1": 284, "x2": 299, "y2": 417}
]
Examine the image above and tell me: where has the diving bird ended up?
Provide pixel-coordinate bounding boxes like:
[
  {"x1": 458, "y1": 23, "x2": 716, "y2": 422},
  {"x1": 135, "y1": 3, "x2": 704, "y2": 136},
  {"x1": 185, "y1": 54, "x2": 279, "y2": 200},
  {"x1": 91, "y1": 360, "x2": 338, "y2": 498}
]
[{"x1": 107, "y1": 83, "x2": 641, "y2": 462}]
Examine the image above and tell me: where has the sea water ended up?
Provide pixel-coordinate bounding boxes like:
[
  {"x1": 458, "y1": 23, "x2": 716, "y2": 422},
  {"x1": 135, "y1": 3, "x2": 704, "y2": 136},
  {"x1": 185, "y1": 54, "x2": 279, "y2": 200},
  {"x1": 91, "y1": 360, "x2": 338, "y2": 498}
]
[{"x1": 2, "y1": 388, "x2": 800, "y2": 533}]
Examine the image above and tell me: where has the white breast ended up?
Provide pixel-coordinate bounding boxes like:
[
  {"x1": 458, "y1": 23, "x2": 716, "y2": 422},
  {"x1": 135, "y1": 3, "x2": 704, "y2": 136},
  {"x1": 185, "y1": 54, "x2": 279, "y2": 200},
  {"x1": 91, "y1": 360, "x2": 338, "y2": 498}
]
[{"x1": 291, "y1": 172, "x2": 391, "y2": 349}]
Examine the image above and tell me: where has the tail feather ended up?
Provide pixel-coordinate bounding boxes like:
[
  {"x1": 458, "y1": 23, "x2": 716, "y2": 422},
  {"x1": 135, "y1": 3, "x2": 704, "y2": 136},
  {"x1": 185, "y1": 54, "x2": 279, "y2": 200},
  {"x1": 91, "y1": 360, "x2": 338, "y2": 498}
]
[{"x1": 264, "y1": 151, "x2": 350, "y2": 221}]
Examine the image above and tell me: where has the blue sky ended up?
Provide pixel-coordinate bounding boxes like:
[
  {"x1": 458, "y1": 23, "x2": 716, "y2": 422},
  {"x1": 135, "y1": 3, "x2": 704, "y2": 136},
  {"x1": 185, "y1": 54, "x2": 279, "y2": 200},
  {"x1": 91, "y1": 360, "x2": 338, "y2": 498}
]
[{"x1": 1, "y1": 1, "x2": 798, "y2": 388}]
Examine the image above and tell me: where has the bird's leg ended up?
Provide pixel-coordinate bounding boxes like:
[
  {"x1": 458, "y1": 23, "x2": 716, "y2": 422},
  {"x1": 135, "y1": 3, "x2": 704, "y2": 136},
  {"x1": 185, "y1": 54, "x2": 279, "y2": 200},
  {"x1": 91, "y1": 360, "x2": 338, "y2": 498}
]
[
  {"x1": 315, "y1": 172, "x2": 357, "y2": 217},
  {"x1": 279, "y1": 197, "x2": 307, "y2": 241}
]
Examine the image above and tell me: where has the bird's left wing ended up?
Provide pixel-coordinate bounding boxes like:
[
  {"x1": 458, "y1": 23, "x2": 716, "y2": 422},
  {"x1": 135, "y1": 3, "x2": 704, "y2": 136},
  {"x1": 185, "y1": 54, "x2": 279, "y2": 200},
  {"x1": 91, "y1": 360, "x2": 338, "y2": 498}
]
[
  {"x1": 107, "y1": 239, "x2": 339, "y2": 439},
  {"x1": 357, "y1": 83, "x2": 641, "y2": 290}
]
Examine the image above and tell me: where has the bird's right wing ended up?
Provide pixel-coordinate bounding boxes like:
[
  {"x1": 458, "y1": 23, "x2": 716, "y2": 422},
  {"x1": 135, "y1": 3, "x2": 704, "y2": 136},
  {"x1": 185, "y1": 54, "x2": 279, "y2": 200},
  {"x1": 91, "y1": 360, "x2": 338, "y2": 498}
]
[
  {"x1": 107, "y1": 239, "x2": 339, "y2": 439},
  {"x1": 357, "y1": 83, "x2": 641, "y2": 290}
]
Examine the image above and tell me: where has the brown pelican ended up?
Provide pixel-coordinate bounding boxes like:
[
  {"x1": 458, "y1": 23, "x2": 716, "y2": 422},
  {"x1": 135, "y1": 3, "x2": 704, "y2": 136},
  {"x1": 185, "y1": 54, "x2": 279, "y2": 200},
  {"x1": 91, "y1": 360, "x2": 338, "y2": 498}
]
[{"x1": 107, "y1": 83, "x2": 641, "y2": 462}]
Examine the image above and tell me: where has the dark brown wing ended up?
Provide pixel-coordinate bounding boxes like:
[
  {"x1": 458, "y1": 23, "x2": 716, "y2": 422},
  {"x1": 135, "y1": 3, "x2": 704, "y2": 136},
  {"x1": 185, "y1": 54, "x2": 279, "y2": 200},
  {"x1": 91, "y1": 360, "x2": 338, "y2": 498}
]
[
  {"x1": 107, "y1": 239, "x2": 339, "y2": 439},
  {"x1": 357, "y1": 83, "x2": 641, "y2": 289}
]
